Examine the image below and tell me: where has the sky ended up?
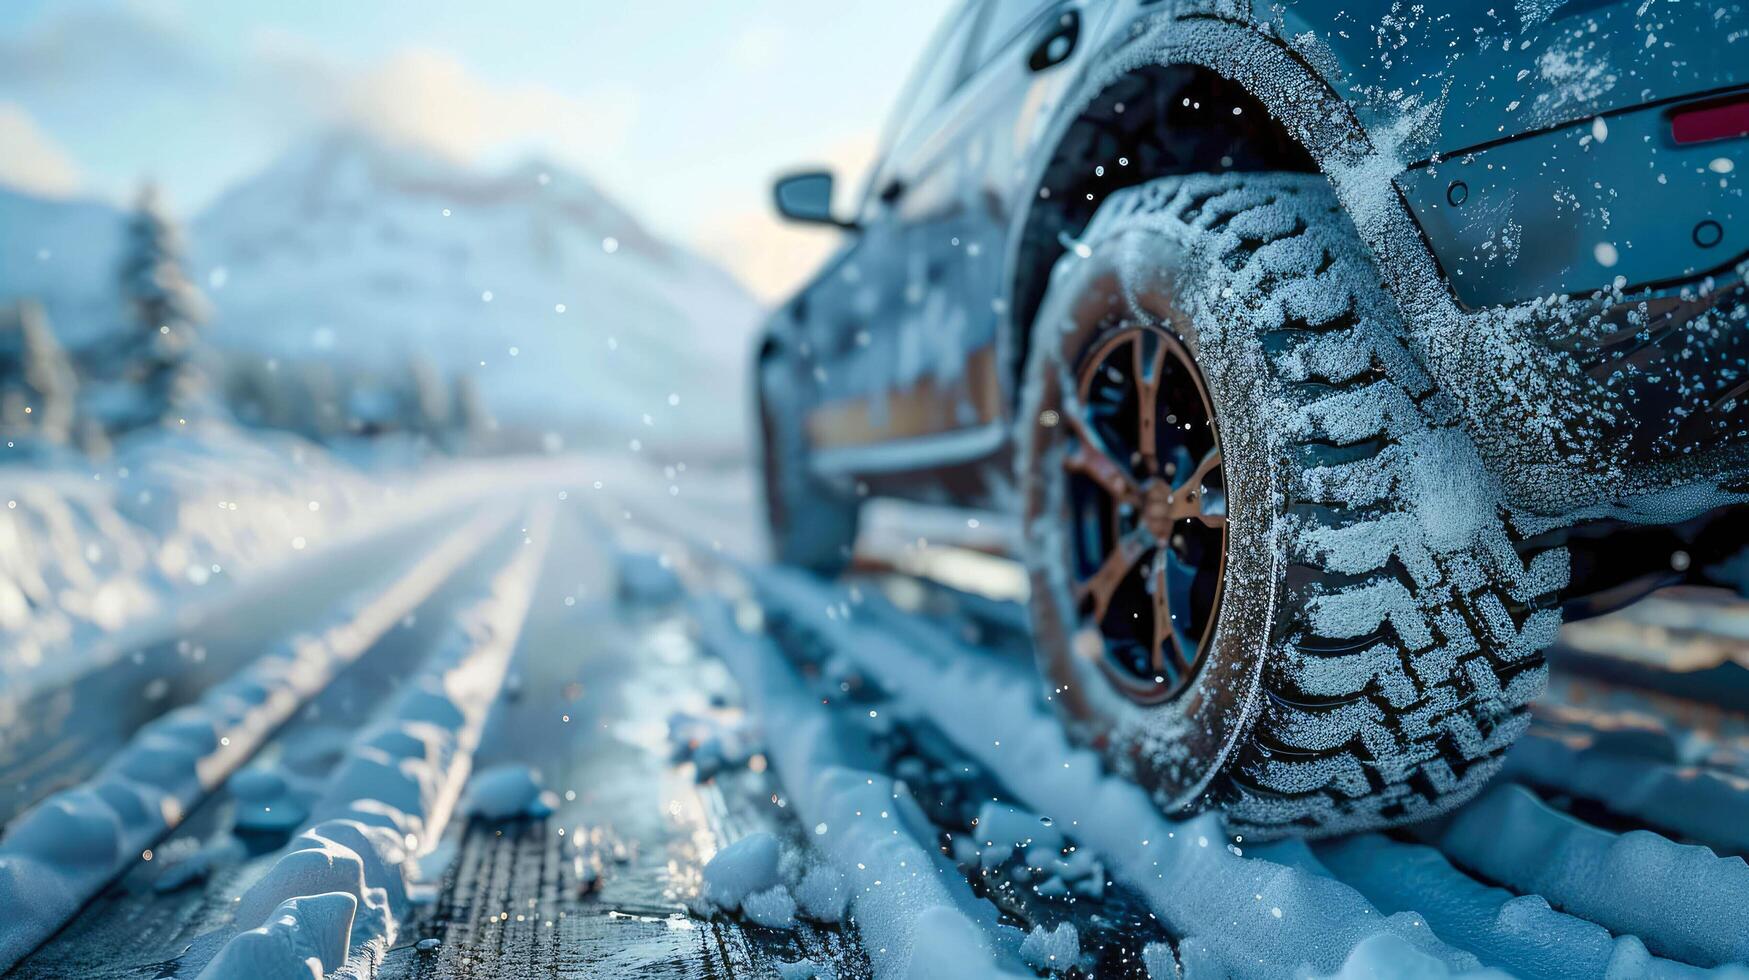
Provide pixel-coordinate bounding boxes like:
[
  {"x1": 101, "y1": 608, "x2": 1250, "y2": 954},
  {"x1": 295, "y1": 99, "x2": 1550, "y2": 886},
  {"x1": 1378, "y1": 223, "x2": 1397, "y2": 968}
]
[{"x1": 0, "y1": 0, "x2": 954, "y2": 301}]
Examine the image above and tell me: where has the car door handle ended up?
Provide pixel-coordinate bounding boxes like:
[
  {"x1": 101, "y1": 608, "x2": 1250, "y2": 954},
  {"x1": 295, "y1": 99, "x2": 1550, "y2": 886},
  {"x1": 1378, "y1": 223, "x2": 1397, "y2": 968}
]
[{"x1": 1027, "y1": 8, "x2": 1080, "y2": 72}]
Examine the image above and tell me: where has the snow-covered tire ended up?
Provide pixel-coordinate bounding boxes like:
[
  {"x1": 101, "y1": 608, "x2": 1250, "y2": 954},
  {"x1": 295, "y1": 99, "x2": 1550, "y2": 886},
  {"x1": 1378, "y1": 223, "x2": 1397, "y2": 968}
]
[
  {"x1": 1017, "y1": 172, "x2": 1568, "y2": 838},
  {"x1": 757, "y1": 353, "x2": 859, "y2": 575}
]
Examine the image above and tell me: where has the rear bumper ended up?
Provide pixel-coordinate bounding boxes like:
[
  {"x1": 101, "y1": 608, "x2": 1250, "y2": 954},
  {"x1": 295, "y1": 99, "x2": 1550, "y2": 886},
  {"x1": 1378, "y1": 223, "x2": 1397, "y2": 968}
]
[{"x1": 1397, "y1": 90, "x2": 1749, "y2": 310}]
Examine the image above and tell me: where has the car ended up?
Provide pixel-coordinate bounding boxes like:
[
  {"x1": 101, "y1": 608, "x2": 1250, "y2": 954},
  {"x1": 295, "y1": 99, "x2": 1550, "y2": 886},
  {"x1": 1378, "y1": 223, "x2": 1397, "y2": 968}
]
[{"x1": 752, "y1": 0, "x2": 1749, "y2": 838}]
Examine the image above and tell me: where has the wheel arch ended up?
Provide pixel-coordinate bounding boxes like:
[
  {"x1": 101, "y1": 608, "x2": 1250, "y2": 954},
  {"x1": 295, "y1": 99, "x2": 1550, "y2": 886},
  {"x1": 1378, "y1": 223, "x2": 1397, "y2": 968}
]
[
  {"x1": 1002, "y1": 14, "x2": 1379, "y2": 408},
  {"x1": 998, "y1": 11, "x2": 1650, "y2": 515}
]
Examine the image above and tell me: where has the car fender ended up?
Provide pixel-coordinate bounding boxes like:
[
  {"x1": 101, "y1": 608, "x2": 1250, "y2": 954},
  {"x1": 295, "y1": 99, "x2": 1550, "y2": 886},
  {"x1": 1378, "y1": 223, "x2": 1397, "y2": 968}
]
[{"x1": 1005, "y1": 4, "x2": 1748, "y2": 516}]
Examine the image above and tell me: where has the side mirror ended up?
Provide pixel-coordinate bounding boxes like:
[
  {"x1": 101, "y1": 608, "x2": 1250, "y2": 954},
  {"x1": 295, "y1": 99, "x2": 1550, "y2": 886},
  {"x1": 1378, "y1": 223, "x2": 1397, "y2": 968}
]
[{"x1": 773, "y1": 171, "x2": 855, "y2": 229}]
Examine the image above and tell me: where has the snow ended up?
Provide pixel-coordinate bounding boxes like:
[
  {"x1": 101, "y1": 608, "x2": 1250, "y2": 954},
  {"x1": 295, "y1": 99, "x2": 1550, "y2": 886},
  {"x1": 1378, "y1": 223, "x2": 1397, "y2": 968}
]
[
  {"x1": 1018, "y1": 923, "x2": 1080, "y2": 974},
  {"x1": 1503, "y1": 723, "x2": 1749, "y2": 858},
  {"x1": 616, "y1": 549, "x2": 685, "y2": 605},
  {"x1": 693, "y1": 599, "x2": 1023, "y2": 979},
  {"x1": 668, "y1": 709, "x2": 761, "y2": 782},
  {"x1": 462, "y1": 764, "x2": 557, "y2": 821},
  {"x1": 747, "y1": 568, "x2": 1482, "y2": 977},
  {"x1": 742, "y1": 884, "x2": 800, "y2": 929},
  {"x1": 970, "y1": 801, "x2": 1104, "y2": 901},
  {"x1": 1306, "y1": 933, "x2": 1512, "y2": 980},
  {"x1": 231, "y1": 765, "x2": 323, "y2": 834},
  {"x1": 776, "y1": 960, "x2": 835, "y2": 980},
  {"x1": 0, "y1": 512, "x2": 497, "y2": 974},
  {"x1": 199, "y1": 892, "x2": 358, "y2": 980},
  {"x1": 188, "y1": 130, "x2": 764, "y2": 452},
  {"x1": 190, "y1": 511, "x2": 548, "y2": 977},
  {"x1": 793, "y1": 864, "x2": 850, "y2": 924},
  {"x1": 0, "y1": 424, "x2": 376, "y2": 693},
  {"x1": 1313, "y1": 832, "x2": 1701, "y2": 979},
  {"x1": 1435, "y1": 782, "x2": 1749, "y2": 967},
  {"x1": 701, "y1": 831, "x2": 785, "y2": 913},
  {"x1": 1141, "y1": 941, "x2": 1176, "y2": 979}
]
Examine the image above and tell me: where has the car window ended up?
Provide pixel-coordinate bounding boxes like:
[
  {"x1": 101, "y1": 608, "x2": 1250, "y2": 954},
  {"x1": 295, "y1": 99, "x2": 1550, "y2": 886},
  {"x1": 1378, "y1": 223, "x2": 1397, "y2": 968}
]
[
  {"x1": 965, "y1": 0, "x2": 1052, "y2": 72},
  {"x1": 861, "y1": 2, "x2": 982, "y2": 203}
]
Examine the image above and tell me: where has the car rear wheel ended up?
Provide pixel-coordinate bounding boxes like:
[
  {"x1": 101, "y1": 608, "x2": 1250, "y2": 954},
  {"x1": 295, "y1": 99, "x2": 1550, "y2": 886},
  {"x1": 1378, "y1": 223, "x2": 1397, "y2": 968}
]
[{"x1": 1016, "y1": 172, "x2": 1568, "y2": 838}]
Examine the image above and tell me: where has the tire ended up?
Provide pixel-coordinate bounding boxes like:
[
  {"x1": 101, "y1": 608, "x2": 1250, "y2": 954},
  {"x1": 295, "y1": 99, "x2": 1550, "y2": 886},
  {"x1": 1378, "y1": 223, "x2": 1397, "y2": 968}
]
[
  {"x1": 758, "y1": 352, "x2": 860, "y2": 575},
  {"x1": 1016, "y1": 172, "x2": 1568, "y2": 838}
]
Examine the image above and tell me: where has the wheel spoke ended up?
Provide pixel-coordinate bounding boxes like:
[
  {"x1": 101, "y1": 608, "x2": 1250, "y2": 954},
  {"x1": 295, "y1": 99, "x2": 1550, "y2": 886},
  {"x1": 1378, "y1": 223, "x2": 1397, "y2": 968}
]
[
  {"x1": 1060, "y1": 404, "x2": 1142, "y2": 506},
  {"x1": 1075, "y1": 527, "x2": 1150, "y2": 625},
  {"x1": 1133, "y1": 333, "x2": 1166, "y2": 477},
  {"x1": 1160, "y1": 545, "x2": 1202, "y2": 669},
  {"x1": 1166, "y1": 448, "x2": 1226, "y2": 528},
  {"x1": 1148, "y1": 552, "x2": 1177, "y2": 679}
]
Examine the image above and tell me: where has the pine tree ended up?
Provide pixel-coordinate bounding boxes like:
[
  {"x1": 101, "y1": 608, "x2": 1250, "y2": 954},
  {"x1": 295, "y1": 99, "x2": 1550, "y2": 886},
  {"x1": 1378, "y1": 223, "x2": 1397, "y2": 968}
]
[{"x1": 113, "y1": 182, "x2": 210, "y2": 429}]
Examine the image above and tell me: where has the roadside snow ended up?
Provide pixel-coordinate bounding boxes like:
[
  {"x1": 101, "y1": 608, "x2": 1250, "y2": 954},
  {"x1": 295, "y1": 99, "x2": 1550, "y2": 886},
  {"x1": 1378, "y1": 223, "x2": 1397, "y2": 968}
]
[
  {"x1": 0, "y1": 426, "x2": 379, "y2": 686},
  {"x1": 1019, "y1": 923, "x2": 1080, "y2": 974},
  {"x1": 1504, "y1": 722, "x2": 1749, "y2": 858},
  {"x1": 1314, "y1": 833, "x2": 1704, "y2": 979},
  {"x1": 0, "y1": 512, "x2": 501, "y2": 974},
  {"x1": 668, "y1": 709, "x2": 762, "y2": 782}
]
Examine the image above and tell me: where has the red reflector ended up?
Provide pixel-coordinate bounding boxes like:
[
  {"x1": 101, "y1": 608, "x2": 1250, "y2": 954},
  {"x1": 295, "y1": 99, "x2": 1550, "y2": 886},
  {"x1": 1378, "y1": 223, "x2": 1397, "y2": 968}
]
[{"x1": 1672, "y1": 97, "x2": 1749, "y2": 145}]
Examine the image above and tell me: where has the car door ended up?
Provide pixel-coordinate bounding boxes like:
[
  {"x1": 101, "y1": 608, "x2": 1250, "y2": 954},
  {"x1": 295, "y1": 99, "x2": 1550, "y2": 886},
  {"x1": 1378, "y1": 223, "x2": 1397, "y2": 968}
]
[
  {"x1": 805, "y1": 0, "x2": 1099, "y2": 485},
  {"x1": 801, "y1": 3, "x2": 985, "y2": 477}
]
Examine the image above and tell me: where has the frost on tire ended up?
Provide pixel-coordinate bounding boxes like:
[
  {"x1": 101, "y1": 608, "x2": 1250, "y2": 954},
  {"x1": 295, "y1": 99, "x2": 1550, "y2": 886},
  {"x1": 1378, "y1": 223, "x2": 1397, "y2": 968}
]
[{"x1": 1017, "y1": 171, "x2": 1569, "y2": 838}]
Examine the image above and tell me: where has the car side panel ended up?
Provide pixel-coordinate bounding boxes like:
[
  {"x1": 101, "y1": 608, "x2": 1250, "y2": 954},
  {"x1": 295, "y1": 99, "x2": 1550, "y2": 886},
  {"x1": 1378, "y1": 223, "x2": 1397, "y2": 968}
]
[{"x1": 800, "y1": 1, "x2": 1110, "y2": 505}]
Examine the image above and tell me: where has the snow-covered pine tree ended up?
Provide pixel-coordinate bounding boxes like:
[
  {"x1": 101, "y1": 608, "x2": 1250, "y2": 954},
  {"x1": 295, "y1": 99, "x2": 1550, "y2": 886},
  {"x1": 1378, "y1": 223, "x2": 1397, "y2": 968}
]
[{"x1": 112, "y1": 182, "x2": 211, "y2": 431}]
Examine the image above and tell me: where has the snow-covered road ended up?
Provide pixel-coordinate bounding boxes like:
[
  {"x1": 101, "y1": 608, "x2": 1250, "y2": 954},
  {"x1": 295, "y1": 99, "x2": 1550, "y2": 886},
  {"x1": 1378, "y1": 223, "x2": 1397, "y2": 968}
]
[{"x1": 2, "y1": 455, "x2": 1747, "y2": 979}]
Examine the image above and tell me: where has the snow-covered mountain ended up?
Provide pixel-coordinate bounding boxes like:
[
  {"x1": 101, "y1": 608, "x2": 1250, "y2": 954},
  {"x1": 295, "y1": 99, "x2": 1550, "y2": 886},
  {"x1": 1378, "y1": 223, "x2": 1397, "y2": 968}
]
[
  {"x1": 0, "y1": 131, "x2": 766, "y2": 451},
  {"x1": 194, "y1": 131, "x2": 764, "y2": 450}
]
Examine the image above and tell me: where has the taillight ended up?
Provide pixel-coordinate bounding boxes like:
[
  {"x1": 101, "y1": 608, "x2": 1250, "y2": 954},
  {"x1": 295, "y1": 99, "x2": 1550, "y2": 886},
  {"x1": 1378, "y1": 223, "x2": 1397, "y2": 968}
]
[{"x1": 1671, "y1": 94, "x2": 1749, "y2": 145}]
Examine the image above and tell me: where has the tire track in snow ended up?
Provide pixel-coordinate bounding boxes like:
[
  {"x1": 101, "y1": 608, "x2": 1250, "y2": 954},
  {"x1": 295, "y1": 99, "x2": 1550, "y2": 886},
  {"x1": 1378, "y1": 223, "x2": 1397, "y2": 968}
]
[
  {"x1": 188, "y1": 504, "x2": 553, "y2": 978},
  {"x1": 1503, "y1": 721, "x2": 1749, "y2": 858},
  {"x1": 0, "y1": 506, "x2": 510, "y2": 974},
  {"x1": 693, "y1": 598, "x2": 1029, "y2": 980},
  {"x1": 1311, "y1": 833, "x2": 1707, "y2": 978},
  {"x1": 737, "y1": 566, "x2": 1483, "y2": 978},
  {"x1": 379, "y1": 507, "x2": 874, "y2": 980},
  {"x1": 1432, "y1": 782, "x2": 1749, "y2": 968}
]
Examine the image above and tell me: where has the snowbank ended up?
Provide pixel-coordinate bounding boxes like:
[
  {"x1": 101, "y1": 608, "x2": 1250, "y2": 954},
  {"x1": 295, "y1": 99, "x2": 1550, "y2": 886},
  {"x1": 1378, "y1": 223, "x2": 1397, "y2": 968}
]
[
  {"x1": 1504, "y1": 713, "x2": 1749, "y2": 857},
  {"x1": 0, "y1": 512, "x2": 499, "y2": 973}
]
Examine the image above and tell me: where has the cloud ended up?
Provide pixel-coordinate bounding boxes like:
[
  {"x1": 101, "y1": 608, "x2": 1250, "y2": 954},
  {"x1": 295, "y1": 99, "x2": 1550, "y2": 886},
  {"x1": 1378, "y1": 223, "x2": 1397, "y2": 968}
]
[
  {"x1": 255, "y1": 40, "x2": 639, "y2": 171},
  {"x1": 0, "y1": 8, "x2": 639, "y2": 207},
  {"x1": 0, "y1": 103, "x2": 81, "y2": 197}
]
